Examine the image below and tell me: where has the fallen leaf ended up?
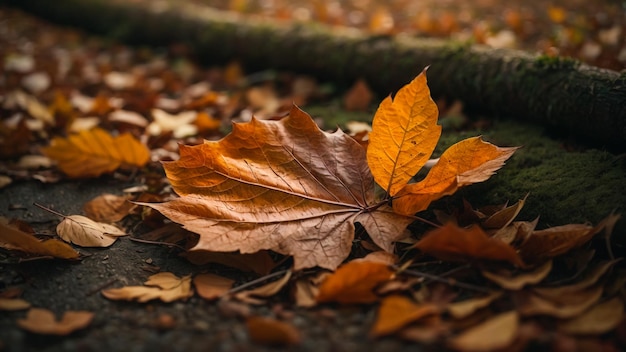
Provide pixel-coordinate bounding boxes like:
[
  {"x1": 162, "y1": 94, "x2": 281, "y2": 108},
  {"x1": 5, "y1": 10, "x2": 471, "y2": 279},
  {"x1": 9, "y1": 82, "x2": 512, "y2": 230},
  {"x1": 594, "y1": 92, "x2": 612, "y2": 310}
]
[
  {"x1": 294, "y1": 272, "x2": 330, "y2": 308},
  {"x1": 42, "y1": 127, "x2": 150, "y2": 178},
  {"x1": 0, "y1": 298, "x2": 31, "y2": 311},
  {"x1": 558, "y1": 297, "x2": 624, "y2": 335},
  {"x1": 481, "y1": 195, "x2": 527, "y2": 230},
  {"x1": 447, "y1": 291, "x2": 503, "y2": 319},
  {"x1": 57, "y1": 215, "x2": 126, "y2": 247},
  {"x1": 370, "y1": 295, "x2": 439, "y2": 338},
  {"x1": 343, "y1": 79, "x2": 373, "y2": 111},
  {"x1": 234, "y1": 270, "x2": 292, "y2": 305},
  {"x1": 393, "y1": 137, "x2": 517, "y2": 215},
  {"x1": 0, "y1": 223, "x2": 80, "y2": 259},
  {"x1": 193, "y1": 273, "x2": 234, "y2": 300},
  {"x1": 246, "y1": 316, "x2": 301, "y2": 346},
  {"x1": 448, "y1": 311, "x2": 518, "y2": 351},
  {"x1": 143, "y1": 104, "x2": 415, "y2": 270},
  {"x1": 101, "y1": 272, "x2": 192, "y2": 303},
  {"x1": 534, "y1": 260, "x2": 619, "y2": 297},
  {"x1": 316, "y1": 261, "x2": 393, "y2": 304},
  {"x1": 367, "y1": 68, "x2": 441, "y2": 196},
  {"x1": 481, "y1": 260, "x2": 552, "y2": 290},
  {"x1": 184, "y1": 250, "x2": 275, "y2": 276},
  {"x1": 414, "y1": 223, "x2": 525, "y2": 267},
  {"x1": 84, "y1": 193, "x2": 136, "y2": 223},
  {"x1": 516, "y1": 285, "x2": 603, "y2": 318},
  {"x1": 17, "y1": 308, "x2": 94, "y2": 335}
]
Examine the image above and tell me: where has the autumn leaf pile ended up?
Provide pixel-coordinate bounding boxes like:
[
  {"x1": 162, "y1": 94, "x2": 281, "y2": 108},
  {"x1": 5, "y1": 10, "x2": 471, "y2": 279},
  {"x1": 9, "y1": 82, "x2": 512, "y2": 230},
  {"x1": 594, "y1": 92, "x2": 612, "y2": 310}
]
[{"x1": 1, "y1": 8, "x2": 625, "y2": 351}]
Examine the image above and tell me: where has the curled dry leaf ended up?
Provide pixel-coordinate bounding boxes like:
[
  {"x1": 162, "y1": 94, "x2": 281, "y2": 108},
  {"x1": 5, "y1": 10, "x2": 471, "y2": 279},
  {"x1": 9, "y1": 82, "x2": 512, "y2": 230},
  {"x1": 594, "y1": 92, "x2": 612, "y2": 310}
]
[
  {"x1": 448, "y1": 311, "x2": 519, "y2": 352},
  {"x1": 558, "y1": 297, "x2": 624, "y2": 335},
  {"x1": 193, "y1": 273, "x2": 234, "y2": 301},
  {"x1": 481, "y1": 195, "x2": 527, "y2": 230},
  {"x1": 17, "y1": 308, "x2": 94, "y2": 335},
  {"x1": 246, "y1": 316, "x2": 301, "y2": 347},
  {"x1": 42, "y1": 127, "x2": 150, "y2": 178},
  {"x1": 0, "y1": 223, "x2": 79, "y2": 259},
  {"x1": 294, "y1": 272, "x2": 331, "y2": 308},
  {"x1": 234, "y1": 270, "x2": 292, "y2": 305},
  {"x1": 57, "y1": 215, "x2": 126, "y2": 248},
  {"x1": 534, "y1": 259, "x2": 620, "y2": 296},
  {"x1": 516, "y1": 285, "x2": 603, "y2": 318},
  {"x1": 481, "y1": 260, "x2": 553, "y2": 290},
  {"x1": 370, "y1": 295, "x2": 439, "y2": 338},
  {"x1": 102, "y1": 272, "x2": 192, "y2": 303},
  {"x1": 316, "y1": 261, "x2": 393, "y2": 304},
  {"x1": 447, "y1": 291, "x2": 503, "y2": 319},
  {"x1": 84, "y1": 193, "x2": 136, "y2": 223},
  {"x1": 414, "y1": 222, "x2": 524, "y2": 267}
]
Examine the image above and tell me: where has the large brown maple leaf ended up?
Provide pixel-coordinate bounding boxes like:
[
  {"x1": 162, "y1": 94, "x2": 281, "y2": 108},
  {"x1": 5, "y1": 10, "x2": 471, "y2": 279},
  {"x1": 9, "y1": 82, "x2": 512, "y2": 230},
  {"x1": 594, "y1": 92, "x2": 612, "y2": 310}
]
[{"x1": 144, "y1": 69, "x2": 515, "y2": 270}]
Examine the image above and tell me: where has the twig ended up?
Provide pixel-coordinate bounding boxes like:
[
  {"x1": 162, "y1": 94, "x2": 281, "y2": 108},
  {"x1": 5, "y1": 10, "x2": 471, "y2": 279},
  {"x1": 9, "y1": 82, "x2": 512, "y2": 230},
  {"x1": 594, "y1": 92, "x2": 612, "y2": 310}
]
[
  {"x1": 392, "y1": 265, "x2": 490, "y2": 293},
  {"x1": 33, "y1": 202, "x2": 66, "y2": 218},
  {"x1": 86, "y1": 278, "x2": 119, "y2": 296},
  {"x1": 128, "y1": 236, "x2": 187, "y2": 251},
  {"x1": 227, "y1": 269, "x2": 290, "y2": 295}
]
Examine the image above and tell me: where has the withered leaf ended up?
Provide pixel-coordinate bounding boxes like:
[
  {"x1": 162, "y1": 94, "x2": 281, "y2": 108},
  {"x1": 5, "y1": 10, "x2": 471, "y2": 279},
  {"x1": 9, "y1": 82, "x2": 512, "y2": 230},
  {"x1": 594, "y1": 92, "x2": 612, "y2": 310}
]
[
  {"x1": 370, "y1": 295, "x2": 439, "y2": 338},
  {"x1": 516, "y1": 285, "x2": 603, "y2": 318},
  {"x1": 17, "y1": 308, "x2": 94, "y2": 335},
  {"x1": 57, "y1": 215, "x2": 126, "y2": 247},
  {"x1": 0, "y1": 222, "x2": 79, "y2": 259},
  {"x1": 316, "y1": 261, "x2": 393, "y2": 304},
  {"x1": 448, "y1": 311, "x2": 519, "y2": 352},
  {"x1": 184, "y1": 250, "x2": 275, "y2": 276},
  {"x1": 558, "y1": 297, "x2": 624, "y2": 335},
  {"x1": 234, "y1": 270, "x2": 292, "y2": 305},
  {"x1": 0, "y1": 298, "x2": 31, "y2": 311},
  {"x1": 42, "y1": 127, "x2": 150, "y2": 178},
  {"x1": 414, "y1": 223, "x2": 524, "y2": 267},
  {"x1": 447, "y1": 291, "x2": 503, "y2": 319},
  {"x1": 101, "y1": 272, "x2": 192, "y2": 303},
  {"x1": 84, "y1": 193, "x2": 136, "y2": 223},
  {"x1": 193, "y1": 273, "x2": 234, "y2": 301},
  {"x1": 481, "y1": 260, "x2": 553, "y2": 290},
  {"x1": 246, "y1": 316, "x2": 301, "y2": 346},
  {"x1": 143, "y1": 105, "x2": 414, "y2": 270}
]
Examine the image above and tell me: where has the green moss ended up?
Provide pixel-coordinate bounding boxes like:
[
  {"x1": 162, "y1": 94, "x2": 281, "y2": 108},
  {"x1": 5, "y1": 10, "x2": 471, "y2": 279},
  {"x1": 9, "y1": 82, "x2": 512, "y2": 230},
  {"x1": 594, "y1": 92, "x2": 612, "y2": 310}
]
[
  {"x1": 435, "y1": 120, "x2": 626, "y2": 242},
  {"x1": 534, "y1": 54, "x2": 580, "y2": 70}
]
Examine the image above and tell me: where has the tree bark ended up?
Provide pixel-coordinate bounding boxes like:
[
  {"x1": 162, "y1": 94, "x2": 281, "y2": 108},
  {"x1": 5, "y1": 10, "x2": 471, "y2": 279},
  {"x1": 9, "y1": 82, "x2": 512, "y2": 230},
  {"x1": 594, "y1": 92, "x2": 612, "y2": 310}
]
[{"x1": 7, "y1": 0, "x2": 626, "y2": 151}]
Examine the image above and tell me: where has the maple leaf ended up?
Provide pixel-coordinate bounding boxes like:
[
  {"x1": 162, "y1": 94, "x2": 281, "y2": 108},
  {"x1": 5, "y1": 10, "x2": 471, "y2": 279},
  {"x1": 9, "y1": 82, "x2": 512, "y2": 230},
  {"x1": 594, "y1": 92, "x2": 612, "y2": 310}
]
[
  {"x1": 143, "y1": 69, "x2": 514, "y2": 270},
  {"x1": 143, "y1": 105, "x2": 415, "y2": 270},
  {"x1": 42, "y1": 127, "x2": 150, "y2": 178}
]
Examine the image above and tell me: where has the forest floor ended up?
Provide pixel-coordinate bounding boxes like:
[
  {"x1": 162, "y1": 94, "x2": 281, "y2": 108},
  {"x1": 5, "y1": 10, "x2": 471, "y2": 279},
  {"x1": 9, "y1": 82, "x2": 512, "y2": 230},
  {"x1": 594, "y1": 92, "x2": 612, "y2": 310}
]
[{"x1": 1, "y1": 3, "x2": 625, "y2": 352}]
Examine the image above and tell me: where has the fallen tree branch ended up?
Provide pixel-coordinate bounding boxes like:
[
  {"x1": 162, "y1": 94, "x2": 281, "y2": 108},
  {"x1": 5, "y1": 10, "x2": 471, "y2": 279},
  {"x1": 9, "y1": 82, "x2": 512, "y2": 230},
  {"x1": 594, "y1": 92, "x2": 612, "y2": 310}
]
[{"x1": 7, "y1": 0, "x2": 626, "y2": 151}]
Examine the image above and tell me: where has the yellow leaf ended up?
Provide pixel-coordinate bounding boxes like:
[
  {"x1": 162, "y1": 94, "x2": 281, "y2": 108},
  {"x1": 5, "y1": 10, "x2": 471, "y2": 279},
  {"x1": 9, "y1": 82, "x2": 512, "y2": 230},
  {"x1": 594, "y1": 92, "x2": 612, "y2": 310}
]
[
  {"x1": 370, "y1": 295, "x2": 439, "y2": 337},
  {"x1": 448, "y1": 311, "x2": 518, "y2": 351},
  {"x1": 17, "y1": 308, "x2": 94, "y2": 335},
  {"x1": 193, "y1": 273, "x2": 234, "y2": 301},
  {"x1": 42, "y1": 127, "x2": 150, "y2": 178},
  {"x1": 367, "y1": 68, "x2": 441, "y2": 196},
  {"x1": 101, "y1": 272, "x2": 192, "y2": 303},
  {"x1": 0, "y1": 298, "x2": 31, "y2": 311},
  {"x1": 246, "y1": 316, "x2": 301, "y2": 346},
  {"x1": 393, "y1": 137, "x2": 517, "y2": 215},
  {"x1": 57, "y1": 215, "x2": 126, "y2": 248}
]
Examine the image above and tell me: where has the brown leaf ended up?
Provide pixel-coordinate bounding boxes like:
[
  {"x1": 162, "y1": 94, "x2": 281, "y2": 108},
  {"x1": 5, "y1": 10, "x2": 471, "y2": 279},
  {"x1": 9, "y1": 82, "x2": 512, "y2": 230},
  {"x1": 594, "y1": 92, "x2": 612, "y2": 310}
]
[
  {"x1": 558, "y1": 297, "x2": 624, "y2": 335},
  {"x1": 57, "y1": 215, "x2": 126, "y2": 247},
  {"x1": 246, "y1": 316, "x2": 301, "y2": 346},
  {"x1": 101, "y1": 272, "x2": 193, "y2": 303},
  {"x1": 184, "y1": 250, "x2": 275, "y2": 276},
  {"x1": 143, "y1": 105, "x2": 414, "y2": 270},
  {"x1": 83, "y1": 193, "x2": 136, "y2": 222},
  {"x1": 42, "y1": 127, "x2": 150, "y2": 178},
  {"x1": 448, "y1": 311, "x2": 519, "y2": 351},
  {"x1": 17, "y1": 308, "x2": 94, "y2": 335},
  {"x1": 293, "y1": 272, "x2": 330, "y2": 308},
  {"x1": 481, "y1": 195, "x2": 527, "y2": 230},
  {"x1": 316, "y1": 261, "x2": 393, "y2": 304},
  {"x1": 516, "y1": 285, "x2": 603, "y2": 318},
  {"x1": 193, "y1": 273, "x2": 234, "y2": 301},
  {"x1": 343, "y1": 79, "x2": 373, "y2": 112},
  {"x1": 481, "y1": 260, "x2": 552, "y2": 290},
  {"x1": 0, "y1": 223, "x2": 80, "y2": 259},
  {"x1": 370, "y1": 295, "x2": 439, "y2": 338},
  {"x1": 414, "y1": 223, "x2": 524, "y2": 267}
]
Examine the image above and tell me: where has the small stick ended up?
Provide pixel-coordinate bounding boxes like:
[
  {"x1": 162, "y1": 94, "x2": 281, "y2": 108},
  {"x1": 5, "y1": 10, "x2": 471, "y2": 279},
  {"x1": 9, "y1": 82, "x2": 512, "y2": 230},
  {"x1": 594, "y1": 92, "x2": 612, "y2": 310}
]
[
  {"x1": 128, "y1": 236, "x2": 187, "y2": 251},
  {"x1": 33, "y1": 202, "x2": 66, "y2": 218}
]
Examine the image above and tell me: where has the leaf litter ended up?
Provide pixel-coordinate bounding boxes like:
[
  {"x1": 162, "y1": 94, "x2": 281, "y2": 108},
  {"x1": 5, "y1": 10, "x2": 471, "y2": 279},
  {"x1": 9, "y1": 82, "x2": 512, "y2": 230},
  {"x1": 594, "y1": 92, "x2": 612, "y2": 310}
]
[{"x1": 0, "y1": 7, "x2": 624, "y2": 350}]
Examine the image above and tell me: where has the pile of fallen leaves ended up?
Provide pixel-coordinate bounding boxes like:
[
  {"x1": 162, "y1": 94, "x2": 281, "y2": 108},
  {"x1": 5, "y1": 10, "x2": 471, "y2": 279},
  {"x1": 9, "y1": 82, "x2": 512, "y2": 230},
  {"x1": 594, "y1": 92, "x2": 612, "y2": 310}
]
[{"x1": 1, "y1": 7, "x2": 625, "y2": 351}]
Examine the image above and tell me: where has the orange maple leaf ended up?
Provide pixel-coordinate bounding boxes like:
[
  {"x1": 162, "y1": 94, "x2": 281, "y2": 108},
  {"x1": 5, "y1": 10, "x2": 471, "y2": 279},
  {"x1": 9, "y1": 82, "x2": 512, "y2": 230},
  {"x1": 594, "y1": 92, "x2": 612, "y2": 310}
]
[
  {"x1": 42, "y1": 127, "x2": 150, "y2": 178},
  {"x1": 144, "y1": 69, "x2": 515, "y2": 270}
]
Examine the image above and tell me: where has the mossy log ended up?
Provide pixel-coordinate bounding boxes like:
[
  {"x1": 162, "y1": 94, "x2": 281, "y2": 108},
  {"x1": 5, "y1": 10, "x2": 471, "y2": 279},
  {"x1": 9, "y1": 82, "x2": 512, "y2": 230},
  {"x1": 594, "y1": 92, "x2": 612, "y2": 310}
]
[{"x1": 7, "y1": 0, "x2": 626, "y2": 151}]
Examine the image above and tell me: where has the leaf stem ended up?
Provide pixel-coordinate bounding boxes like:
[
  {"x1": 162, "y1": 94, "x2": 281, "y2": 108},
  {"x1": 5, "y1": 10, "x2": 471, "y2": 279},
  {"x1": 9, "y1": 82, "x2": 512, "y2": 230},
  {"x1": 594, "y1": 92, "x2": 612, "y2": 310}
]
[{"x1": 33, "y1": 202, "x2": 67, "y2": 218}]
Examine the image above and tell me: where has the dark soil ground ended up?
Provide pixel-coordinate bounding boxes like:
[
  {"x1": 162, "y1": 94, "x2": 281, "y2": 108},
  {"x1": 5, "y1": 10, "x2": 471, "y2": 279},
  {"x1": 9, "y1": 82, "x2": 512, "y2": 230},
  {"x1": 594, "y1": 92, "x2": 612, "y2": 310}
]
[{"x1": 1, "y1": 2, "x2": 626, "y2": 352}]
